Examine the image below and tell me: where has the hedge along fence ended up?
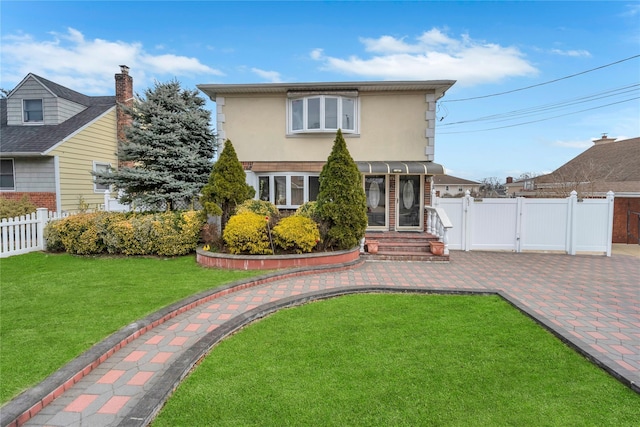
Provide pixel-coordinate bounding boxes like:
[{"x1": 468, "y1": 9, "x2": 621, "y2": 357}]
[{"x1": 45, "y1": 211, "x2": 204, "y2": 256}]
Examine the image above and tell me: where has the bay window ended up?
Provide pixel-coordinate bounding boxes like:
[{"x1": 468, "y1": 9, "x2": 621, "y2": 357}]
[
  {"x1": 257, "y1": 174, "x2": 320, "y2": 208},
  {"x1": 288, "y1": 95, "x2": 358, "y2": 134}
]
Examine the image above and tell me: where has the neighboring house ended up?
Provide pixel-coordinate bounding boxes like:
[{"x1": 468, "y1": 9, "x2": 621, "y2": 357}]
[
  {"x1": 504, "y1": 175, "x2": 536, "y2": 197},
  {"x1": 519, "y1": 135, "x2": 640, "y2": 244},
  {"x1": 433, "y1": 174, "x2": 480, "y2": 197},
  {"x1": 197, "y1": 80, "x2": 455, "y2": 233},
  {"x1": 0, "y1": 66, "x2": 133, "y2": 213}
]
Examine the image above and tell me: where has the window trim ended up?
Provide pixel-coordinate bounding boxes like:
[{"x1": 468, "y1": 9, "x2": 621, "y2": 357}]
[
  {"x1": 22, "y1": 99, "x2": 44, "y2": 124},
  {"x1": 256, "y1": 173, "x2": 319, "y2": 208},
  {"x1": 286, "y1": 95, "x2": 359, "y2": 135},
  {"x1": 93, "y1": 161, "x2": 111, "y2": 193},
  {"x1": 0, "y1": 158, "x2": 16, "y2": 191}
]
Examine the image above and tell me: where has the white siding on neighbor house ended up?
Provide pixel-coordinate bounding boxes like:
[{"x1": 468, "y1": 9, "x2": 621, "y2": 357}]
[
  {"x1": 13, "y1": 157, "x2": 56, "y2": 192},
  {"x1": 6, "y1": 76, "x2": 85, "y2": 125},
  {"x1": 48, "y1": 108, "x2": 117, "y2": 212},
  {"x1": 219, "y1": 91, "x2": 435, "y2": 162}
]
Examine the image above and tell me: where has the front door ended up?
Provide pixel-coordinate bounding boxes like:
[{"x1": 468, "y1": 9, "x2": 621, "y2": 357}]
[
  {"x1": 365, "y1": 175, "x2": 387, "y2": 229},
  {"x1": 396, "y1": 175, "x2": 422, "y2": 230}
]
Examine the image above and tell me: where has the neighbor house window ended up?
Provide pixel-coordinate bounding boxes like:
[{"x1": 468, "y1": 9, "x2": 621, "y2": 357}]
[
  {"x1": 257, "y1": 174, "x2": 319, "y2": 207},
  {"x1": 23, "y1": 99, "x2": 43, "y2": 123},
  {"x1": 0, "y1": 159, "x2": 15, "y2": 190},
  {"x1": 288, "y1": 95, "x2": 358, "y2": 134},
  {"x1": 93, "y1": 162, "x2": 111, "y2": 192}
]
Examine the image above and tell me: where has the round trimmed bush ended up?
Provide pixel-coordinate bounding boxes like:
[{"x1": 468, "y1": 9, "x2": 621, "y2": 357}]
[
  {"x1": 223, "y1": 212, "x2": 272, "y2": 255},
  {"x1": 272, "y1": 215, "x2": 320, "y2": 254}
]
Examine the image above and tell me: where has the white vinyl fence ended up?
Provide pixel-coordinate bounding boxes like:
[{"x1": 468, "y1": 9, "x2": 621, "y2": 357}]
[
  {"x1": 0, "y1": 208, "x2": 70, "y2": 258},
  {"x1": 435, "y1": 190, "x2": 615, "y2": 256},
  {"x1": 103, "y1": 190, "x2": 131, "y2": 212}
]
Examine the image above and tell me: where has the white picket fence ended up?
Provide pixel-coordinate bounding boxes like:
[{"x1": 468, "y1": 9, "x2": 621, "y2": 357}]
[
  {"x1": 0, "y1": 208, "x2": 70, "y2": 258},
  {"x1": 434, "y1": 190, "x2": 615, "y2": 256}
]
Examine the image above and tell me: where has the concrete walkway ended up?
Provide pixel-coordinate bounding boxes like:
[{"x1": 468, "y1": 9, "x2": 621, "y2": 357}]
[{"x1": 3, "y1": 249, "x2": 639, "y2": 426}]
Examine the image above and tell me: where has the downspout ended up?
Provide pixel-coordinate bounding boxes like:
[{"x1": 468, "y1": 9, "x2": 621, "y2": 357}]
[{"x1": 54, "y1": 155, "x2": 62, "y2": 213}]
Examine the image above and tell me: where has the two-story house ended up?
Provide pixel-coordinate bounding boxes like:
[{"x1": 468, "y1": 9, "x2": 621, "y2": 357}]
[
  {"x1": 197, "y1": 80, "x2": 455, "y2": 251},
  {"x1": 0, "y1": 66, "x2": 133, "y2": 213},
  {"x1": 433, "y1": 175, "x2": 480, "y2": 197}
]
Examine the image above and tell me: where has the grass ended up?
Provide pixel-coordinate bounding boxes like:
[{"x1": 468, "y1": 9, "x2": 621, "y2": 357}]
[
  {"x1": 153, "y1": 294, "x2": 640, "y2": 426},
  {"x1": 0, "y1": 252, "x2": 260, "y2": 403}
]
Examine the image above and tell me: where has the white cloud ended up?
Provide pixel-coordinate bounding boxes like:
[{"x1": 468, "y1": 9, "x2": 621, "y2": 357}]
[
  {"x1": 311, "y1": 29, "x2": 538, "y2": 85},
  {"x1": 553, "y1": 139, "x2": 593, "y2": 149},
  {"x1": 251, "y1": 68, "x2": 282, "y2": 83},
  {"x1": 550, "y1": 49, "x2": 591, "y2": 57},
  {"x1": 1, "y1": 28, "x2": 223, "y2": 94}
]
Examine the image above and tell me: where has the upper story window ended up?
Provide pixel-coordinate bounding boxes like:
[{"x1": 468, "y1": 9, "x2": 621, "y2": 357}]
[
  {"x1": 23, "y1": 99, "x2": 44, "y2": 123},
  {"x1": 288, "y1": 95, "x2": 358, "y2": 134},
  {"x1": 0, "y1": 159, "x2": 15, "y2": 191}
]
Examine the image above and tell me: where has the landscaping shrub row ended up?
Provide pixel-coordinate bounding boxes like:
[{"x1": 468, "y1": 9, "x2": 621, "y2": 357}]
[{"x1": 45, "y1": 211, "x2": 203, "y2": 256}]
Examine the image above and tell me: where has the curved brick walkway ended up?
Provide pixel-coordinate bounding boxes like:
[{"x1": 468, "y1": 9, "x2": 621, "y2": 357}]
[{"x1": 3, "y1": 251, "x2": 639, "y2": 426}]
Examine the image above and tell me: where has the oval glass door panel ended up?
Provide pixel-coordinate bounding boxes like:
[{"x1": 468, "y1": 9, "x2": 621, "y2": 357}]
[
  {"x1": 365, "y1": 175, "x2": 386, "y2": 227},
  {"x1": 398, "y1": 175, "x2": 420, "y2": 228}
]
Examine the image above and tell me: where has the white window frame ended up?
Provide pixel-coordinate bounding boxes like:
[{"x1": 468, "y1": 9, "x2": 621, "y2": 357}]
[
  {"x1": 0, "y1": 158, "x2": 16, "y2": 191},
  {"x1": 287, "y1": 95, "x2": 359, "y2": 135},
  {"x1": 93, "y1": 161, "x2": 111, "y2": 193},
  {"x1": 22, "y1": 99, "x2": 44, "y2": 124},
  {"x1": 256, "y1": 173, "x2": 320, "y2": 208}
]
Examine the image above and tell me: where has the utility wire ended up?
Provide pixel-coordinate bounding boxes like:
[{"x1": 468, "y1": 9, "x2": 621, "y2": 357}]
[
  {"x1": 440, "y1": 84, "x2": 639, "y2": 127},
  {"x1": 442, "y1": 54, "x2": 640, "y2": 102},
  {"x1": 437, "y1": 97, "x2": 639, "y2": 134}
]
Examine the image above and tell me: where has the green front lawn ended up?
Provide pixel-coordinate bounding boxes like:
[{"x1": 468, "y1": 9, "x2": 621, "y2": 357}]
[
  {"x1": 0, "y1": 252, "x2": 260, "y2": 403},
  {"x1": 153, "y1": 294, "x2": 639, "y2": 426}
]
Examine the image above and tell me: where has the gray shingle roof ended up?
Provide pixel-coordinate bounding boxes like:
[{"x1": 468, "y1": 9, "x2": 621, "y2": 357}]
[
  {"x1": 535, "y1": 137, "x2": 640, "y2": 194},
  {"x1": 0, "y1": 76, "x2": 116, "y2": 155}
]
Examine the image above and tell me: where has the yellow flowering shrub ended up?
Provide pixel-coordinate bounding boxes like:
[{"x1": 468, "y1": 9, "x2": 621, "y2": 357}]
[
  {"x1": 54, "y1": 212, "x2": 105, "y2": 255},
  {"x1": 152, "y1": 210, "x2": 204, "y2": 256},
  {"x1": 272, "y1": 215, "x2": 320, "y2": 254},
  {"x1": 45, "y1": 211, "x2": 203, "y2": 256},
  {"x1": 223, "y1": 212, "x2": 272, "y2": 255}
]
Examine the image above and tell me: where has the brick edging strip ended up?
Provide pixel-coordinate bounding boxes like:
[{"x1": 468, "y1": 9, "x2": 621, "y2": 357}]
[
  {"x1": 118, "y1": 286, "x2": 640, "y2": 427},
  {"x1": 0, "y1": 256, "x2": 364, "y2": 427}
]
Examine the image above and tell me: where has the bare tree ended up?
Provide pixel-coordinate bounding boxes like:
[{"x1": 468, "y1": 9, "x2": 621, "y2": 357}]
[
  {"x1": 536, "y1": 159, "x2": 615, "y2": 198},
  {"x1": 478, "y1": 177, "x2": 506, "y2": 198}
]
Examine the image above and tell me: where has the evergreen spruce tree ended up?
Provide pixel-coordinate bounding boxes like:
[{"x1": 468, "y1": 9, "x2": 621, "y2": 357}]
[
  {"x1": 95, "y1": 80, "x2": 215, "y2": 210},
  {"x1": 316, "y1": 129, "x2": 368, "y2": 250},
  {"x1": 200, "y1": 139, "x2": 255, "y2": 231}
]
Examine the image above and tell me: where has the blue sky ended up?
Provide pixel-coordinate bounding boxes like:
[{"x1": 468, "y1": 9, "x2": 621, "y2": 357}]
[{"x1": 2, "y1": 1, "x2": 639, "y2": 181}]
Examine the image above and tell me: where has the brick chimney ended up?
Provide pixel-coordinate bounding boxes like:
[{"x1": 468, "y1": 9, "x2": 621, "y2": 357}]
[
  {"x1": 115, "y1": 65, "x2": 133, "y2": 143},
  {"x1": 506, "y1": 176, "x2": 513, "y2": 184},
  {"x1": 592, "y1": 133, "x2": 616, "y2": 145}
]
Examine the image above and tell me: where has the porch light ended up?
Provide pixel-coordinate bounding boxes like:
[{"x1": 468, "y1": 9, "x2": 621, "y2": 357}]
[{"x1": 392, "y1": 168, "x2": 402, "y2": 173}]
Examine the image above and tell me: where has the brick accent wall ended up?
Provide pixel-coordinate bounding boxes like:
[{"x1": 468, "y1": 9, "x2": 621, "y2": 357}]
[{"x1": 0, "y1": 192, "x2": 57, "y2": 211}]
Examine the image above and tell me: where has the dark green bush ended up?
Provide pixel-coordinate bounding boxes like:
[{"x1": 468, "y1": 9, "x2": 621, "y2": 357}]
[{"x1": 316, "y1": 130, "x2": 368, "y2": 250}]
